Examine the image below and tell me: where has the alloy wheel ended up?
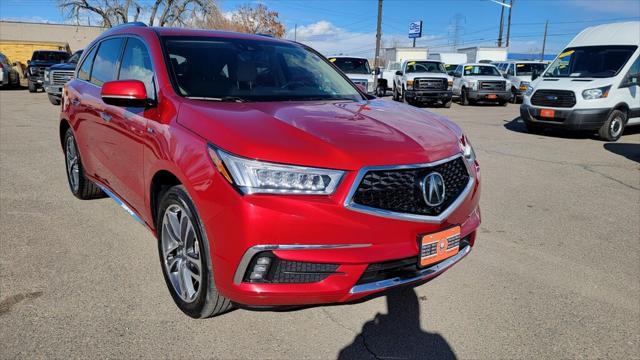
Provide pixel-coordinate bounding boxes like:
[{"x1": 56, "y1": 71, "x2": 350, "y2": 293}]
[
  {"x1": 610, "y1": 116, "x2": 622, "y2": 138},
  {"x1": 161, "y1": 204, "x2": 202, "y2": 303},
  {"x1": 65, "y1": 136, "x2": 79, "y2": 192}
]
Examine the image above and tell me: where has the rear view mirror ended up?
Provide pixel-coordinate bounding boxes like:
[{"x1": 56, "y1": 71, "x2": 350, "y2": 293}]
[{"x1": 101, "y1": 80, "x2": 150, "y2": 107}]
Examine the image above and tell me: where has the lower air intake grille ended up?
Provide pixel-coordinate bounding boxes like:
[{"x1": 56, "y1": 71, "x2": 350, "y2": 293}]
[{"x1": 244, "y1": 252, "x2": 339, "y2": 283}]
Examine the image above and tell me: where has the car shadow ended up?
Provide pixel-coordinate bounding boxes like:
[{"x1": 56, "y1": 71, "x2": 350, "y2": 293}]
[
  {"x1": 337, "y1": 287, "x2": 456, "y2": 360},
  {"x1": 604, "y1": 143, "x2": 640, "y2": 163},
  {"x1": 503, "y1": 116, "x2": 597, "y2": 139}
]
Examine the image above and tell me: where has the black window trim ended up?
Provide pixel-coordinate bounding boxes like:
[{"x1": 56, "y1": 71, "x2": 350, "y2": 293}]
[
  {"x1": 89, "y1": 36, "x2": 126, "y2": 87},
  {"x1": 76, "y1": 43, "x2": 99, "y2": 83}
]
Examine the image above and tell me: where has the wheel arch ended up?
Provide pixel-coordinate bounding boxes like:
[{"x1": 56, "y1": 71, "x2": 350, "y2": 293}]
[
  {"x1": 150, "y1": 169, "x2": 183, "y2": 229},
  {"x1": 59, "y1": 119, "x2": 71, "y2": 150}
]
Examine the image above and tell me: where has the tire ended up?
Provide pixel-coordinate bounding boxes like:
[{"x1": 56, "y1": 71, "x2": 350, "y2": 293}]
[
  {"x1": 157, "y1": 185, "x2": 233, "y2": 318},
  {"x1": 499, "y1": 100, "x2": 508, "y2": 106},
  {"x1": 392, "y1": 86, "x2": 399, "y2": 101},
  {"x1": 63, "y1": 128, "x2": 105, "y2": 199},
  {"x1": 28, "y1": 80, "x2": 37, "y2": 93},
  {"x1": 401, "y1": 86, "x2": 406, "y2": 103},
  {"x1": 460, "y1": 87, "x2": 469, "y2": 106},
  {"x1": 524, "y1": 121, "x2": 544, "y2": 135},
  {"x1": 510, "y1": 87, "x2": 518, "y2": 103},
  {"x1": 598, "y1": 109, "x2": 626, "y2": 142},
  {"x1": 48, "y1": 94, "x2": 61, "y2": 105},
  {"x1": 375, "y1": 85, "x2": 385, "y2": 97},
  {"x1": 443, "y1": 99, "x2": 452, "y2": 108}
]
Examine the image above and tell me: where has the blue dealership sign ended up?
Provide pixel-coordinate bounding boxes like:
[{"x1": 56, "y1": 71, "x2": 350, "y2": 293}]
[{"x1": 409, "y1": 21, "x2": 422, "y2": 39}]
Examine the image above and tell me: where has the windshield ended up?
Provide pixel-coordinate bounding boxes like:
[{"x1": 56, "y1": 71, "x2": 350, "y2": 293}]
[
  {"x1": 329, "y1": 57, "x2": 371, "y2": 75},
  {"x1": 515, "y1": 63, "x2": 546, "y2": 76},
  {"x1": 164, "y1": 37, "x2": 363, "y2": 101},
  {"x1": 463, "y1": 65, "x2": 501, "y2": 76},
  {"x1": 67, "y1": 50, "x2": 84, "y2": 64},
  {"x1": 544, "y1": 45, "x2": 637, "y2": 78},
  {"x1": 406, "y1": 61, "x2": 445, "y2": 73},
  {"x1": 444, "y1": 64, "x2": 458, "y2": 72},
  {"x1": 31, "y1": 51, "x2": 69, "y2": 62}
]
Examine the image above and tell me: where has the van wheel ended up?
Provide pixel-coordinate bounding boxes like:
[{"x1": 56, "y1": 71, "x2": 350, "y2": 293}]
[
  {"x1": 157, "y1": 185, "x2": 233, "y2": 318},
  {"x1": 63, "y1": 128, "x2": 105, "y2": 199},
  {"x1": 598, "y1": 109, "x2": 626, "y2": 142}
]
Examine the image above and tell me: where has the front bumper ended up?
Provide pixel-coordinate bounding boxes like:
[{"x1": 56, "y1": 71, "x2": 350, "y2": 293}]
[
  {"x1": 196, "y1": 157, "x2": 481, "y2": 307},
  {"x1": 44, "y1": 84, "x2": 63, "y2": 96},
  {"x1": 405, "y1": 90, "x2": 452, "y2": 103},
  {"x1": 520, "y1": 104, "x2": 609, "y2": 130},
  {"x1": 468, "y1": 90, "x2": 511, "y2": 101}
]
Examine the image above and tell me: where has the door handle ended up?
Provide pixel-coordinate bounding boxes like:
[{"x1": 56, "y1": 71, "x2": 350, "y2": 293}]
[
  {"x1": 99, "y1": 112, "x2": 112, "y2": 122},
  {"x1": 71, "y1": 98, "x2": 80, "y2": 106}
]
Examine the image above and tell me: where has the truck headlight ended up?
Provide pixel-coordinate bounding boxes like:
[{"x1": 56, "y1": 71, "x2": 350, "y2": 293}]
[
  {"x1": 582, "y1": 85, "x2": 611, "y2": 100},
  {"x1": 406, "y1": 80, "x2": 414, "y2": 90},
  {"x1": 466, "y1": 80, "x2": 478, "y2": 91},
  {"x1": 524, "y1": 84, "x2": 534, "y2": 97},
  {"x1": 208, "y1": 146, "x2": 344, "y2": 195},
  {"x1": 447, "y1": 80, "x2": 453, "y2": 90},
  {"x1": 519, "y1": 81, "x2": 529, "y2": 91},
  {"x1": 44, "y1": 70, "x2": 50, "y2": 82}
]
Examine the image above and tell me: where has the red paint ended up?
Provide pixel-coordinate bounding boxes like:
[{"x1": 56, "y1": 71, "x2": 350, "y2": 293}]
[{"x1": 61, "y1": 26, "x2": 481, "y2": 307}]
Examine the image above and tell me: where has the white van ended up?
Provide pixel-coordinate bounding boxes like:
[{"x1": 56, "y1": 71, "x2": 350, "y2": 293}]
[{"x1": 521, "y1": 21, "x2": 640, "y2": 141}]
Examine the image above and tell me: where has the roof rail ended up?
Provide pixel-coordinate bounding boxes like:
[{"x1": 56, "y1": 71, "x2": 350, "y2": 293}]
[
  {"x1": 110, "y1": 22, "x2": 148, "y2": 29},
  {"x1": 256, "y1": 33, "x2": 274, "y2": 38}
]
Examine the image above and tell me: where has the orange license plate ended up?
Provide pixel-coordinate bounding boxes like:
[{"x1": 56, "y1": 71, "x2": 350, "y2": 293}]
[
  {"x1": 486, "y1": 94, "x2": 497, "y2": 99},
  {"x1": 540, "y1": 109, "x2": 555, "y2": 118},
  {"x1": 418, "y1": 226, "x2": 461, "y2": 267}
]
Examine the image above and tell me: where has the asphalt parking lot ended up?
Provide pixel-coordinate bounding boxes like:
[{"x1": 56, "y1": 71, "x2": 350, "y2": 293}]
[{"x1": 1, "y1": 89, "x2": 639, "y2": 359}]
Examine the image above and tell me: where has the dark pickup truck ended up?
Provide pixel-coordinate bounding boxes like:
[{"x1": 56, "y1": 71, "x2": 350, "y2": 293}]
[
  {"x1": 44, "y1": 50, "x2": 83, "y2": 105},
  {"x1": 27, "y1": 50, "x2": 70, "y2": 93}
]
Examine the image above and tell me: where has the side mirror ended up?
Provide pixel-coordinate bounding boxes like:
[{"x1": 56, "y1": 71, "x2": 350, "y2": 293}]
[
  {"x1": 101, "y1": 80, "x2": 149, "y2": 107},
  {"x1": 454, "y1": 72, "x2": 461, "y2": 78},
  {"x1": 395, "y1": 70, "x2": 403, "y2": 76},
  {"x1": 623, "y1": 73, "x2": 639, "y2": 87},
  {"x1": 447, "y1": 71, "x2": 454, "y2": 76}
]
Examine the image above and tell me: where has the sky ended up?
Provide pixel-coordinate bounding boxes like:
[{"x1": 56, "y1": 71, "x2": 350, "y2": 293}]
[{"x1": 1, "y1": 0, "x2": 640, "y2": 57}]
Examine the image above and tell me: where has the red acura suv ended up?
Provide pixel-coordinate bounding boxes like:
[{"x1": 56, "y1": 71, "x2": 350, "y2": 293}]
[{"x1": 60, "y1": 23, "x2": 481, "y2": 318}]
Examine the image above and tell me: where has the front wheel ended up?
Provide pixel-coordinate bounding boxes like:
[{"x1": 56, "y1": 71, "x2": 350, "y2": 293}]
[
  {"x1": 443, "y1": 99, "x2": 452, "y2": 108},
  {"x1": 375, "y1": 85, "x2": 386, "y2": 97},
  {"x1": 392, "y1": 86, "x2": 399, "y2": 101},
  {"x1": 28, "y1": 80, "x2": 37, "y2": 93},
  {"x1": 598, "y1": 109, "x2": 626, "y2": 142},
  {"x1": 460, "y1": 88, "x2": 469, "y2": 105},
  {"x1": 48, "y1": 94, "x2": 61, "y2": 105},
  {"x1": 157, "y1": 185, "x2": 233, "y2": 318}
]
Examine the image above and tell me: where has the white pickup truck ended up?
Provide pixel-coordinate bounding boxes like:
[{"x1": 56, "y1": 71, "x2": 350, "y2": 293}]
[
  {"x1": 328, "y1": 56, "x2": 376, "y2": 94},
  {"x1": 392, "y1": 60, "x2": 453, "y2": 107}
]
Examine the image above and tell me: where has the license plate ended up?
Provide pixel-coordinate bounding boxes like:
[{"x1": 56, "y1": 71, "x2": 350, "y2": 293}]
[
  {"x1": 540, "y1": 109, "x2": 555, "y2": 118},
  {"x1": 486, "y1": 94, "x2": 497, "y2": 99},
  {"x1": 418, "y1": 226, "x2": 461, "y2": 267}
]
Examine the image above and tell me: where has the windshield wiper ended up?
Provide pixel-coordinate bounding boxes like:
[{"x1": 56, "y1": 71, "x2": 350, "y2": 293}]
[{"x1": 186, "y1": 96, "x2": 248, "y2": 103}]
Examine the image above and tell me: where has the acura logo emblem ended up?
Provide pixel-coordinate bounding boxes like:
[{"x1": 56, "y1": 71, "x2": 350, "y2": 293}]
[{"x1": 422, "y1": 172, "x2": 446, "y2": 207}]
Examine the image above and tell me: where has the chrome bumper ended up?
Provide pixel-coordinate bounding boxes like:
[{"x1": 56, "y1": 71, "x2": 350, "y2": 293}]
[{"x1": 349, "y1": 245, "x2": 471, "y2": 294}]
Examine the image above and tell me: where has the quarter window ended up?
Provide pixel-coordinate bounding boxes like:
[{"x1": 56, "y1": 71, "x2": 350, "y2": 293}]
[
  {"x1": 91, "y1": 37, "x2": 124, "y2": 86},
  {"x1": 77, "y1": 46, "x2": 98, "y2": 81},
  {"x1": 119, "y1": 38, "x2": 155, "y2": 99}
]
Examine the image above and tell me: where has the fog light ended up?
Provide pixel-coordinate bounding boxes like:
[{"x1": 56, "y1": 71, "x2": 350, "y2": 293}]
[{"x1": 249, "y1": 256, "x2": 272, "y2": 281}]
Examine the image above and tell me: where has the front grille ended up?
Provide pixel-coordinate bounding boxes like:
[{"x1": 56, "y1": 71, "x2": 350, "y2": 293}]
[
  {"x1": 51, "y1": 70, "x2": 74, "y2": 85},
  {"x1": 355, "y1": 236, "x2": 471, "y2": 285},
  {"x1": 243, "y1": 252, "x2": 339, "y2": 283},
  {"x1": 479, "y1": 80, "x2": 506, "y2": 91},
  {"x1": 531, "y1": 89, "x2": 576, "y2": 108},
  {"x1": 415, "y1": 78, "x2": 447, "y2": 90},
  {"x1": 352, "y1": 157, "x2": 470, "y2": 216}
]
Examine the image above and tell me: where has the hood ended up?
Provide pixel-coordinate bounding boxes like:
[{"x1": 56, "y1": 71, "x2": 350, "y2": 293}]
[
  {"x1": 28, "y1": 61, "x2": 62, "y2": 68},
  {"x1": 404, "y1": 73, "x2": 449, "y2": 81},
  {"x1": 49, "y1": 62, "x2": 77, "y2": 71},
  {"x1": 531, "y1": 77, "x2": 612, "y2": 92},
  {"x1": 177, "y1": 99, "x2": 463, "y2": 170},
  {"x1": 467, "y1": 75, "x2": 505, "y2": 82},
  {"x1": 516, "y1": 75, "x2": 532, "y2": 83},
  {"x1": 345, "y1": 73, "x2": 374, "y2": 82}
]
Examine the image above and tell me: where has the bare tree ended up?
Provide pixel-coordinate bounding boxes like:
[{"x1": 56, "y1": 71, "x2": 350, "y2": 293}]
[
  {"x1": 231, "y1": 4, "x2": 285, "y2": 37},
  {"x1": 58, "y1": 0, "x2": 215, "y2": 28}
]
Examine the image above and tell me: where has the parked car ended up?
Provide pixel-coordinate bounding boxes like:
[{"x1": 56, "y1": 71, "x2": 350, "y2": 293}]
[
  {"x1": 521, "y1": 21, "x2": 640, "y2": 141},
  {"x1": 328, "y1": 56, "x2": 376, "y2": 94},
  {"x1": 27, "y1": 50, "x2": 70, "y2": 93},
  {"x1": 44, "y1": 50, "x2": 83, "y2": 105},
  {"x1": 452, "y1": 63, "x2": 511, "y2": 106},
  {"x1": 0, "y1": 52, "x2": 21, "y2": 88},
  {"x1": 502, "y1": 61, "x2": 548, "y2": 103},
  {"x1": 393, "y1": 60, "x2": 453, "y2": 107},
  {"x1": 60, "y1": 23, "x2": 481, "y2": 318}
]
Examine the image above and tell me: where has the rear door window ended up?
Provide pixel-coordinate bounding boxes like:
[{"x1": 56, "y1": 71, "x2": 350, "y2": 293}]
[{"x1": 91, "y1": 37, "x2": 124, "y2": 87}]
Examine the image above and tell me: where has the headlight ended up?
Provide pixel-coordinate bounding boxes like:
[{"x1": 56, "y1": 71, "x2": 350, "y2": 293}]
[
  {"x1": 44, "y1": 70, "x2": 50, "y2": 81},
  {"x1": 467, "y1": 80, "x2": 478, "y2": 91},
  {"x1": 582, "y1": 85, "x2": 611, "y2": 100},
  {"x1": 524, "y1": 84, "x2": 534, "y2": 97},
  {"x1": 519, "y1": 81, "x2": 529, "y2": 91},
  {"x1": 461, "y1": 135, "x2": 476, "y2": 165},
  {"x1": 208, "y1": 146, "x2": 344, "y2": 195},
  {"x1": 447, "y1": 79, "x2": 453, "y2": 90},
  {"x1": 406, "y1": 79, "x2": 414, "y2": 90}
]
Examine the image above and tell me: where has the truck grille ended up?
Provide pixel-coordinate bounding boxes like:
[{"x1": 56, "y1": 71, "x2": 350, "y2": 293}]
[
  {"x1": 479, "y1": 80, "x2": 506, "y2": 91},
  {"x1": 414, "y1": 78, "x2": 447, "y2": 90},
  {"x1": 51, "y1": 70, "x2": 75, "y2": 85},
  {"x1": 351, "y1": 157, "x2": 470, "y2": 216},
  {"x1": 531, "y1": 89, "x2": 576, "y2": 108}
]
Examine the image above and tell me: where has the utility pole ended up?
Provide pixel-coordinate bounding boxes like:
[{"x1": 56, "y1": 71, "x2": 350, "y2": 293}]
[
  {"x1": 497, "y1": 0, "x2": 506, "y2": 47},
  {"x1": 505, "y1": 0, "x2": 513, "y2": 47},
  {"x1": 541, "y1": 20, "x2": 548, "y2": 61},
  {"x1": 374, "y1": 0, "x2": 383, "y2": 89},
  {"x1": 451, "y1": 14, "x2": 463, "y2": 52}
]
